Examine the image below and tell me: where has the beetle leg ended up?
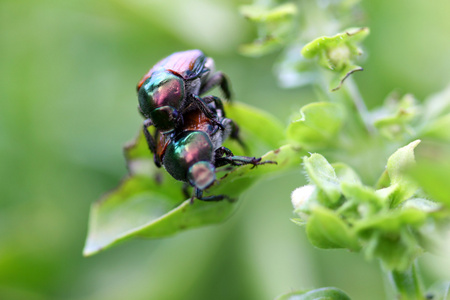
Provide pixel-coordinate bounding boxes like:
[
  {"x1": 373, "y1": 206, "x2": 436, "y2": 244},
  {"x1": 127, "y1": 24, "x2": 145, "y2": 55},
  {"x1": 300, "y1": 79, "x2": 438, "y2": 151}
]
[
  {"x1": 214, "y1": 146, "x2": 277, "y2": 168},
  {"x1": 143, "y1": 119, "x2": 162, "y2": 168},
  {"x1": 201, "y1": 97, "x2": 247, "y2": 151},
  {"x1": 229, "y1": 120, "x2": 248, "y2": 153},
  {"x1": 153, "y1": 153, "x2": 162, "y2": 168},
  {"x1": 215, "y1": 146, "x2": 234, "y2": 157},
  {"x1": 215, "y1": 155, "x2": 260, "y2": 167},
  {"x1": 182, "y1": 183, "x2": 191, "y2": 199},
  {"x1": 193, "y1": 188, "x2": 233, "y2": 202},
  {"x1": 214, "y1": 146, "x2": 237, "y2": 168},
  {"x1": 199, "y1": 72, "x2": 232, "y2": 100},
  {"x1": 176, "y1": 111, "x2": 184, "y2": 128},
  {"x1": 143, "y1": 119, "x2": 156, "y2": 152},
  {"x1": 191, "y1": 95, "x2": 225, "y2": 131},
  {"x1": 217, "y1": 156, "x2": 275, "y2": 168},
  {"x1": 205, "y1": 95, "x2": 226, "y2": 117}
]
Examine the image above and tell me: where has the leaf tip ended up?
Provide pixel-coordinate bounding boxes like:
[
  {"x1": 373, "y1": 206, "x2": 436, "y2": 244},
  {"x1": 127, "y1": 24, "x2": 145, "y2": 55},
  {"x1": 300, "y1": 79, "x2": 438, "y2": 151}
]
[{"x1": 82, "y1": 242, "x2": 98, "y2": 257}]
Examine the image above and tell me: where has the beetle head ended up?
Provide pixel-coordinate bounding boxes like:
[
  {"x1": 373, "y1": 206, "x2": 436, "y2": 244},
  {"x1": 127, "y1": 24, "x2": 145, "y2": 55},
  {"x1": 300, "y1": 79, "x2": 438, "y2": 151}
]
[
  {"x1": 138, "y1": 70, "x2": 185, "y2": 133},
  {"x1": 187, "y1": 161, "x2": 216, "y2": 190},
  {"x1": 149, "y1": 106, "x2": 180, "y2": 134}
]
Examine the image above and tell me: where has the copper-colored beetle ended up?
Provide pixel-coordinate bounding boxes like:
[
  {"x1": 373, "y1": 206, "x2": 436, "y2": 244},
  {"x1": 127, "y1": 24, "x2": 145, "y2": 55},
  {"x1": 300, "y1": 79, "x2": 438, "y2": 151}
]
[
  {"x1": 153, "y1": 103, "x2": 270, "y2": 202},
  {"x1": 137, "y1": 50, "x2": 231, "y2": 154}
]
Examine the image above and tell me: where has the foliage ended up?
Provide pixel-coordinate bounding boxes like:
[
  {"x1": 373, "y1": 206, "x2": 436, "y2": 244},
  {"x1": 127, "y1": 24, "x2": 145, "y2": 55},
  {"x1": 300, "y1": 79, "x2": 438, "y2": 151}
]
[
  {"x1": 292, "y1": 142, "x2": 441, "y2": 271},
  {"x1": 276, "y1": 287, "x2": 351, "y2": 300},
  {"x1": 83, "y1": 103, "x2": 302, "y2": 256},
  {"x1": 3, "y1": 0, "x2": 450, "y2": 299},
  {"x1": 81, "y1": 0, "x2": 450, "y2": 299},
  {"x1": 301, "y1": 27, "x2": 369, "y2": 91},
  {"x1": 242, "y1": 0, "x2": 450, "y2": 298}
]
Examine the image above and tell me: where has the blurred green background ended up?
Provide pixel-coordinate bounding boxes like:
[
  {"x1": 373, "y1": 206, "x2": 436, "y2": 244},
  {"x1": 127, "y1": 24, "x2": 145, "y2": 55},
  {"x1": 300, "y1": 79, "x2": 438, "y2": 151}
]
[{"x1": 1, "y1": 0, "x2": 450, "y2": 299}]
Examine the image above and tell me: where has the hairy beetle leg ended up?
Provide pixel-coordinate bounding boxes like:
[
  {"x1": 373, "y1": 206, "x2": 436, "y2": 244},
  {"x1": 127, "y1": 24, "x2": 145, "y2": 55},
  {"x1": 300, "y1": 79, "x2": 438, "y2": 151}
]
[
  {"x1": 143, "y1": 119, "x2": 162, "y2": 168},
  {"x1": 191, "y1": 95, "x2": 225, "y2": 131},
  {"x1": 249, "y1": 160, "x2": 277, "y2": 169},
  {"x1": 191, "y1": 188, "x2": 234, "y2": 203},
  {"x1": 199, "y1": 71, "x2": 232, "y2": 100},
  {"x1": 143, "y1": 119, "x2": 156, "y2": 152},
  {"x1": 182, "y1": 183, "x2": 191, "y2": 199},
  {"x1": 214, "y1": 146, "x2": 277, "y2": 168},
  {"x1": 229, "y1": 120, "x2": 248, "y2": 153}
]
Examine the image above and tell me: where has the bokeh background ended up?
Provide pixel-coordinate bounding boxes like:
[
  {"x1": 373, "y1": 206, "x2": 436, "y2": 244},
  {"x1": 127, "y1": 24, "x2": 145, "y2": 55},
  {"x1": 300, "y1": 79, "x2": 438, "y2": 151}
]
[{"x1": 1, "y1": 0, "x2": 450, "y2": 299}]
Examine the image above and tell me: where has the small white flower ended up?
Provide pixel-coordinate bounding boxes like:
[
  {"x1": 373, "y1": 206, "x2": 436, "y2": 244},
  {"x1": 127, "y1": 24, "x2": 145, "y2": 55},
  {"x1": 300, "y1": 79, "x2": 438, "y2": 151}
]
[{"x1": 291, "y1": 185, "x2": 316, "y2": 210}]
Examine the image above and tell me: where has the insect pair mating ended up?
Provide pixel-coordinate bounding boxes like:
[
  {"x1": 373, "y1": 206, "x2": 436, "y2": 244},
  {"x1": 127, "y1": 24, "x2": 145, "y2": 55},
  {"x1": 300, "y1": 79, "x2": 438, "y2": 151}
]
[{"x1": 136, "y1": 50, "x2": 273, "y2": 202}]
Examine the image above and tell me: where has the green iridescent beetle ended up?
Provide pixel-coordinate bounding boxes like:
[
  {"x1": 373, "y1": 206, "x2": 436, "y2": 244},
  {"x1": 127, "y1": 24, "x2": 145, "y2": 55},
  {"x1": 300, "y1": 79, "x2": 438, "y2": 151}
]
[
  {"x1": 137, "y1": 50, "x2": 232, "y2": 155},
  {"x1": 153, "y1": 101, "x2": 272, "y2": 202}
]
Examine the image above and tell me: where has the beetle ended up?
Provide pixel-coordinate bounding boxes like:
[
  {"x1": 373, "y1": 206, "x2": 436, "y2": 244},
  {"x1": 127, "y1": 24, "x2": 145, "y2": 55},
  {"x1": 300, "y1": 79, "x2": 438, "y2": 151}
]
[
  {"x1": 153, "y1": 102, "x2": 271, "y2": 202},
  {"x1": 137, "y1": 50, "x2": 232, "y2": 155}
]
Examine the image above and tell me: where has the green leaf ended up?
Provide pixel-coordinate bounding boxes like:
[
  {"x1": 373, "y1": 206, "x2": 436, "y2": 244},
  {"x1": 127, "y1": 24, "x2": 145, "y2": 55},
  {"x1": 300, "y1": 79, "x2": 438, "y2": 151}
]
[
  {"x1": 83, "y1": 176, "x2": 236, "y2": 256},
  {"x1": 208, "y1": 144, "x2": 304, "y2": 198},
  {"x1": 124, "y1": 129, "x2": 155, "y2": 176},
  {"x1": 376, "y1": 169, "x2": 391, "y2": 189},
  {"x1": 287, "y1": 102, "x2": 345, "y2": 149},
  {"x1": 421, "y1": 114, "x2": 450, "y2": 141},
  {"x1": 408, "y1": 160, "x2": 450, "y2": 208},
  {"x1": 301, "y1": 27, "x2": 369, "y2": 90},
  {"x1": 239, "y1": 3, "x2": 297, "y2": 22},
  {"x1": 291, "y1": 218, "x2": 306, "y2": 226},
  {"x1": 386, "y1": 140, "x2": 421, "y2": 207},
  {"x1": 422, "y1": 85, "x2": 450, "y2": 136},
  {"x1": 355, "y1": 208, "x2": 427, "y2": 270},
  {"x1": 420, "y1": 85, "x2": 450, "y2": 141},
  {"x1": 329, "y1": 64, "x2": 363, "y2": 92},
  {"x1": 239, "y1": 38, "x2": 284, "y2": 57},
  {"x1": 425, "y1": 281, "x2": 450, "y2": 300},
  {"x1": 419, "y1": 85, "x2": 450, "y2": 140},
  {"x1": 375, "y1": 184, "x2": 400, "y2": 203},
  {"x1": 389, "y1": 262, "x2": 424, "y2": 298},
  {"x1": 341, "y1": 182, "x2": 383, "y2": 209},
  {"x1": 301, "y1": 27, "x2": 369, "y2": 61},
  {"x1": 239, "y1": 3, "x2": 297, "y2": 57},
  {"x1": 373, "y1": 94, "x2": 419, "y2": 140},
  {"x1": 303, "y1": 153, "x2": 341, "y2": 204},
  {"x1": 83, "y1": 101, "x2": 299, "y2": 256},
  {"x1": 224, "y1": 102, "x2": 285, "y2": 153},
  {"x1": 355, "y1": 208, "x2": 427, "y2": 235},
  {"x1": 306, "y1": 206, "x2": 360, "y2": 251},
  {"x1": 83, "y1": 175, "x2": 186, "y2": 256},
  {"x1": 332, "y1": 162, "x2": 361, "y2": 184},
  {"x1": 402, "y1": 198, "x2": 441, "y2": 213},
  {"x1": 363, "y1": 229, "x2": 422, "y2": 271},
  {"x1": 84, "y1": 144, "x2": 303, "y2": 256},
  {"x1": 275, "y1": 287, "x2": 351, "y2": 300}
]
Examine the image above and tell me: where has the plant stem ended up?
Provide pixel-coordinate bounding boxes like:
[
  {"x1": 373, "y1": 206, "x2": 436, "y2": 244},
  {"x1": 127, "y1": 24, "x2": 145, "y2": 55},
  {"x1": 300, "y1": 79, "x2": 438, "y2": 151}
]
[
  {"x1": 387, "y1": 261, "x2": 425, "y2": 300},
  {"x1": 342, "y1": 77, "x2": 375, "y2": 136}
]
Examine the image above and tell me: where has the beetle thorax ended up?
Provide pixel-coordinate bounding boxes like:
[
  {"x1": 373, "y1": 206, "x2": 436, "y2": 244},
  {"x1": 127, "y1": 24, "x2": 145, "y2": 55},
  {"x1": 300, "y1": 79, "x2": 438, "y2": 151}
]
[
  {"x1": 184, "y1": 78, "x2": 202, "y2": 96},
  {"x1": 209, "y1": 118, "x2": 232, "y2": 149}
]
